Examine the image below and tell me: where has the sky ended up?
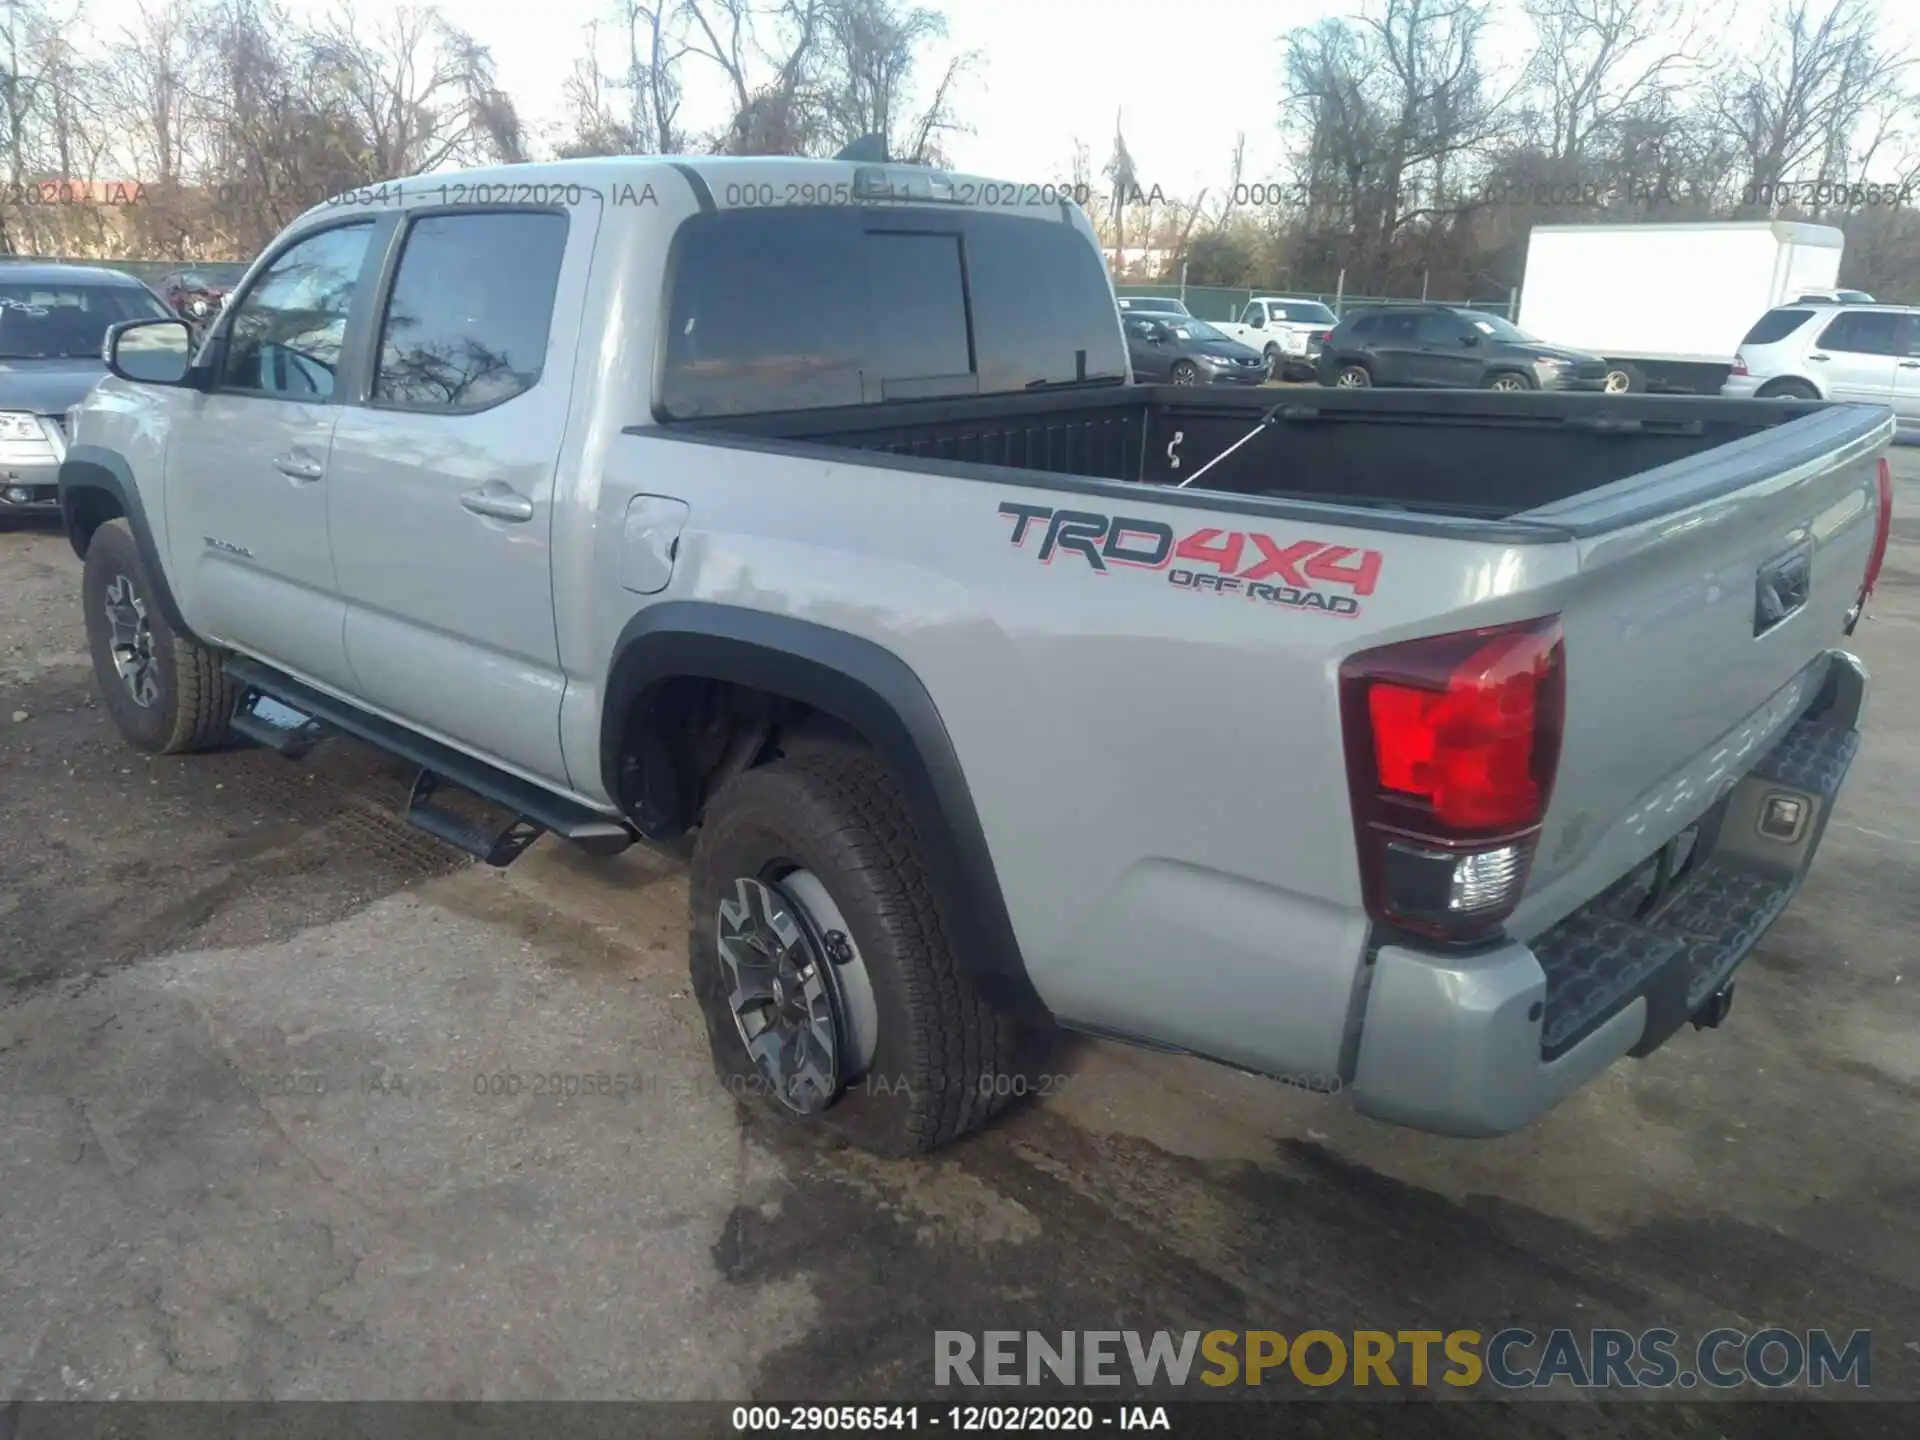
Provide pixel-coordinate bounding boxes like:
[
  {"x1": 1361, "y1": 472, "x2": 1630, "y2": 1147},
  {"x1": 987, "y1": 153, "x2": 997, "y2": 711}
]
[{"x1": 71, "y1": 0, "x2": 1920, "y2": 194}]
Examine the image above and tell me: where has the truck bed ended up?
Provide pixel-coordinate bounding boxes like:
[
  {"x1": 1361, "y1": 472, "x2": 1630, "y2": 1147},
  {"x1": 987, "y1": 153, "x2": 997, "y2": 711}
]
[{"x1": 684, "y1": 385, "x2": 1855, "y2": 524}]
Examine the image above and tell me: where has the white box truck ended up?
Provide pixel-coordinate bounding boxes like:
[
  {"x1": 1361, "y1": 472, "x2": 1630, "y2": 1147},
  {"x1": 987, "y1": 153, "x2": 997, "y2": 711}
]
[{"x1": 1515, "y1": 221, "x2": 1859, "y2": 394}]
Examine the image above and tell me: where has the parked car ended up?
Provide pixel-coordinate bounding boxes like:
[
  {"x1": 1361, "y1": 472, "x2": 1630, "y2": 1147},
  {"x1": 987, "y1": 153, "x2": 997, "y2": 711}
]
[
  {"x1": 1122, "y1": 312, "x2": 1268, "y2": 385},
  {"x1": 62, "y1": 153, "x2": 1890, "y2": 1161},
  {"x1": 1722, "y1": 303, "x2": 1920, "y2": 440},
  {"x1": 0, "y1": 262, "x2": 174, "y2": 516},
  {"x1": 157, "y1": 268, "x2": 233, "y2": 323},
  {"x1": 1116, "y1": 295, "x2": 1191, "y2": 317},
  {"x1": 1211, "y1": 296, "x2": 1339, "y2": 379},
  {"x1": 1317, "y1": 305, "x2": 1612, "y2": 390}
]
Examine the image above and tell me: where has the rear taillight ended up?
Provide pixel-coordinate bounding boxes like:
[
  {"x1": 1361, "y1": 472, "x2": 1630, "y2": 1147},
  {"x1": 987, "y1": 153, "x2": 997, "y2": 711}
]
[
  {"x1": 1340, "y1": 616, "x2": 1566, "y2": 942},
  {"x1": 1318, "y1": 329, "x2": 1334, "y2": 342},
  {"x1": 1861, "y1": 456, "x2": 1893, "y2": 603},
  {"x1": 1730, "y1": 355, "x2": 1749, "y2": 377}
]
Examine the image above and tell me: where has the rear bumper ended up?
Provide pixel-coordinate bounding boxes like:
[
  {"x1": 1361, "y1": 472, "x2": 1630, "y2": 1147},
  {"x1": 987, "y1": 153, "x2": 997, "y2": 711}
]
[{"x1": 1348, "y1": 649, "x2": 1866, "y2": 1137}]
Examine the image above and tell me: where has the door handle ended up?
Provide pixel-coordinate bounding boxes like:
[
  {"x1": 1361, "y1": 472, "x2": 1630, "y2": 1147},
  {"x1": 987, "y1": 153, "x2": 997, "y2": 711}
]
[
  {"x1": 273, "y1": 453, "x2": 324, "y2": 482},
  {"x1": 1900, "y1": 360, "x2": 1920, "y2": 369},
  {"x1": 1808, "y1": 353, "x2": 1830, "y2": 362},
  {"x1": 460, "y1": 481, "x2": 535, "y2": 523}
]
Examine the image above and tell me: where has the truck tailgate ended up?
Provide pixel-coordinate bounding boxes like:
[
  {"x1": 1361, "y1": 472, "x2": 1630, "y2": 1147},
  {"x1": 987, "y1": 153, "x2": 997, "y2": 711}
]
[{"x1": 1506, "y1": 403, "x2": 1890, "y2": 944}]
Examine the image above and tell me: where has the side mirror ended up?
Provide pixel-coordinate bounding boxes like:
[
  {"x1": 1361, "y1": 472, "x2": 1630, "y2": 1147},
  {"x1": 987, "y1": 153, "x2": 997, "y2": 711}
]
[
  {"x1": 105, "y1": 318, "x2": 198, "y2": 386},
  {"x1": 1461, "y1": 332, "x2": 1481, "y2": 347}
]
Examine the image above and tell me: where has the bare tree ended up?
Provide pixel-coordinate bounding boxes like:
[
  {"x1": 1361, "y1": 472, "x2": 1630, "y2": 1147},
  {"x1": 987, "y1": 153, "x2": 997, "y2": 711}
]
[
  {"x1": 1713, "y1": 0, "x2": 1905, "y2": 195},
  {"x1": 306, "y1": 3, "x2": 525, "y2": 177},
  {"x1": 684, "y1": 0, "x2": 828, "y2": 155},
  {"x1": 813, "y1": 0, "x2": 969, "y2": 161},
  {"x1": 1103, "y1": 111, "x2": 1138, "y2": 271},
  {"x1": 1283, "y1": 0, "x2": 1514, "y2": 289},
  {"x1": 1521, "y1": 0, "x2": 1697, "y2": 162}
]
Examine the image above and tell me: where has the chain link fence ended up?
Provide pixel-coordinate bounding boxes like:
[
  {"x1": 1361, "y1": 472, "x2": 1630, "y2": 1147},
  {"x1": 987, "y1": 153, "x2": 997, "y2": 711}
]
[{"x1": 1115, "y1": 283, "x2": 1518, "y2": 323}]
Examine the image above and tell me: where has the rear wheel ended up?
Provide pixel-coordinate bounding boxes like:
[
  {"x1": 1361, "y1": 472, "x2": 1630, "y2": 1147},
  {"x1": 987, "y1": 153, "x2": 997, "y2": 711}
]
[
  {"x1": 1262, "y1": 345, "x2": 1283, "y2": 380},
  {"x1": 1170, "y1": 360, "x2": 1199, "y2": 386},
  {"x1": 1334, "y1": 363, "x2": 1371, "y2": 388},
  {"x1": 1759, "y1": 378, "x2": 1820, "y2": 400},
  {"x1": 1486, "y1": 371, "x2": 1534, "y2": 392},
  {"x1": 688, "y1": 750, "x2": 1021, "y2": 1157},
  {"x1": 82, "y1": 519, "x2": 237, "y2": 754}
]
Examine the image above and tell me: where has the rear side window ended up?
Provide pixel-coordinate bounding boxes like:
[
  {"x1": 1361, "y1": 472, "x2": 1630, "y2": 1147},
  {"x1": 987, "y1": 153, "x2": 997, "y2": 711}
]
[
  {"x1": 373, "y1": 211, "x2": 569, "y2": 411},
  {"x1": 1373, "y1": 312, "x2": 1421, "y2": 342},
  {"x1": 661, "y1": 208, "x2": 1124, "y2": 418},
  {"x1": 1346, "y1": 314, "x2": 1379, "y2": 339},
  {"x1": 1742, "y1": 309, "x2": 1813, "y2": 345},
  {"x1": 1817, "y1": 311, "x2": 1903, "y2": 356}
]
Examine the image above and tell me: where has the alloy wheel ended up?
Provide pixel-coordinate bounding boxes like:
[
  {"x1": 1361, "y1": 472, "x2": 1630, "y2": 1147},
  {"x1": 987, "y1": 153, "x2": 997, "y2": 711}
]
[
  {"x1": 716, "y1": 872, "x2": 873, "y2": 1115},
  {"x1": 103, "y1": 574, "x2": 160, "y2": 709}
]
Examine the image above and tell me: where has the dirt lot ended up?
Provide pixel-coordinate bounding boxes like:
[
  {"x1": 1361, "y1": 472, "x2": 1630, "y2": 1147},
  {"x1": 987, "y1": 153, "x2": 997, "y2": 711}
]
[{"x1": 3, "y1": 451, "x2": 1919, "y2": 1426}]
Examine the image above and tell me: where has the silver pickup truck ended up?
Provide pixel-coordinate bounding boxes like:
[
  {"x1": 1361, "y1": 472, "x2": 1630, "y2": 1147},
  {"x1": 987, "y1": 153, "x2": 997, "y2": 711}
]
[{"x1": 59, "y1": 155, "x2": 1895, "y2": 1158}]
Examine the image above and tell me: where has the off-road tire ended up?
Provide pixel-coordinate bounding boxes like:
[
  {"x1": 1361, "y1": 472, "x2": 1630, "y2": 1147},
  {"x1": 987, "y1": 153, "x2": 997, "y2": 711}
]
[
  {"x1": 82, "y1": 518, "x2": 237, "y2": 754},
  {"x1": 688, "y1": 749, "x2": 1020, "y2": 1158}
]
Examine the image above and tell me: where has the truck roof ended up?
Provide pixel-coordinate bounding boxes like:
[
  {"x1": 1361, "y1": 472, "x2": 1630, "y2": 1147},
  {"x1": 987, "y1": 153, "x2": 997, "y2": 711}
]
[
  {"x1": 298, "y1": 154, "x2": 1078, "y2": 227},
  {"x1": 1526, "y1": 221, "x2": 1844, "y2": 247}
]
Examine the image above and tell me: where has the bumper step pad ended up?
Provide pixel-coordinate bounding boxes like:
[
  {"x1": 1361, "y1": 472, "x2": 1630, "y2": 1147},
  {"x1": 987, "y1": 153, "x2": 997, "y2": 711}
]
[{"x1": 1533, "y1": 715, "x2": 1857, "y2": 1060}]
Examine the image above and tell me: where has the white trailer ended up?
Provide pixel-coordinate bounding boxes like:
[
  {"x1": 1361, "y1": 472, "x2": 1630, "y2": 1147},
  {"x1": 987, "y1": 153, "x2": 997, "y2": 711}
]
[{"x1": 1514, "y1": 221, "x2": 1847, "y2": 394}]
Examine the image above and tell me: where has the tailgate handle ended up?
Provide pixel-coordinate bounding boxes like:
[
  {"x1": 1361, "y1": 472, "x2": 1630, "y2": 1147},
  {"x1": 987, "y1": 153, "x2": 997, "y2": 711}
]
[{"x1": 1754, "y1": 541, "x2": 1813, "y2": 636}]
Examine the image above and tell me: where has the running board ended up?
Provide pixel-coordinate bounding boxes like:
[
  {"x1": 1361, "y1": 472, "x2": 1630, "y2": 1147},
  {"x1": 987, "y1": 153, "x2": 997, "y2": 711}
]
[{"x1": 223, "y1": 657, "x2": 635, "y2": 866}]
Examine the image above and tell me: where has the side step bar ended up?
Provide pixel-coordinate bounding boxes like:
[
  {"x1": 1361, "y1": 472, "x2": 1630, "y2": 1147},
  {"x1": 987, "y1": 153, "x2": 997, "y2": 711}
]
[{"x1": 224, "y1": 657, "x2": 635, "y2": 867}]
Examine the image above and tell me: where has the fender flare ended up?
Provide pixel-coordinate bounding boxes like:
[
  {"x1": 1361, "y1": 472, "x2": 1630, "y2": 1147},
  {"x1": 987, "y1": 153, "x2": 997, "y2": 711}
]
[
  {"x1": 57, "y1": 445, "x2": 196, "y2": 639},
  {"x1": 602, "y1": 602, "x2": 1046, "y2": 1016}
]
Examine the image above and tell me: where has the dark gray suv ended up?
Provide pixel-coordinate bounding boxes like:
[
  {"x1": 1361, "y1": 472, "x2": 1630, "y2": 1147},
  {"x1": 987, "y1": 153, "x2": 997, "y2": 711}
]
[{"x1": 1316, "y1": 305, "x2": 1611, "y2": 391}]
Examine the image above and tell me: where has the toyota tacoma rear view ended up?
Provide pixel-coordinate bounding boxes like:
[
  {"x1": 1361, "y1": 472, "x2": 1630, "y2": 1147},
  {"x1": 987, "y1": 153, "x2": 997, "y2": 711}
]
[{"x1": 58, "y1": 154, "x2": 1894, "y2": 1157}]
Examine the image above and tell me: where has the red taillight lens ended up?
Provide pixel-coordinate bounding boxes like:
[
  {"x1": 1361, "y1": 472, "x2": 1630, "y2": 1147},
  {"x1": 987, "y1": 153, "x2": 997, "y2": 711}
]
[
  {"x1": 1318, "y1": 329, "x2": 1334, "y2": 342},
  {"x1": 1341, "y1": 617, "x2": 1566, "y2": 940},
  {"x1": 1861, "y1": 456, "x2": 1893, "y2": 602},
  {"x1": 1731, "y1": 355, "x2": 1749, "y2": 377}
]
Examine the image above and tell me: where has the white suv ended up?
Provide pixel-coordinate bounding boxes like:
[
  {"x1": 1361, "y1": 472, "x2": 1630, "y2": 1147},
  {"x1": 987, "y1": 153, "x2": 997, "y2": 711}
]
[{"x1": 1723, "y1": 303, "x2": 1920, "y2": 439}]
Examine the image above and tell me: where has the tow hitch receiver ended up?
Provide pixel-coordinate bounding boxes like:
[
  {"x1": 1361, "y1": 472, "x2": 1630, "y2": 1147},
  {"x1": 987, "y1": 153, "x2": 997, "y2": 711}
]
[{"x1": 1691, "y1": 982, "x2": 1736, "y2": 1031}]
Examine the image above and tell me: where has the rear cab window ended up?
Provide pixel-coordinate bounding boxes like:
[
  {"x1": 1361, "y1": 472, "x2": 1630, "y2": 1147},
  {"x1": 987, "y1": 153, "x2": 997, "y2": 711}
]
[
  {"x1": 1742, "y1": 309, "x2": 1815, "y2": 346},
  {"x1": 373, "y1": 211, "x2": 569, "y2": 411},
  {"x1": 660, "y1": 207, "x2": 1125, "y2": 419}
]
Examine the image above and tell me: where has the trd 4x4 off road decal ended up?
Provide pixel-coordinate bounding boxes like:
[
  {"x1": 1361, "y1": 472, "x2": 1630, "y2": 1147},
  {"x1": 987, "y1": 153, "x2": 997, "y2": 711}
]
[{"x1": 997, "y1": 502, "x2": 1381, "y2": 617}]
